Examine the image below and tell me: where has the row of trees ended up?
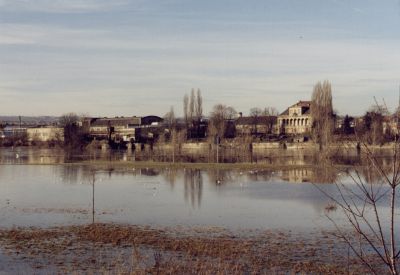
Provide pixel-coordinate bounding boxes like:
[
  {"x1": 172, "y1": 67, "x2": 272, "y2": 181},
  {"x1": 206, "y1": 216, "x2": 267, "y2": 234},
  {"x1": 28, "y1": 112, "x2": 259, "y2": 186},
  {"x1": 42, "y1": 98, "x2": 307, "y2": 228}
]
[
  {"x1": 166, "y1": 83, "x2": 334, "y2": 145},
  {"x1": 166, "y1": 81, "x2": 398, "y2": 148},
  {"x1": 183, "y1": 89, "x2": 204, "y2": 139},
  {"x1": 311, "y1": 80, "x2": 400, "y2": 147},
  {"x1": 164, "y1": 90, "x2": 283, "y2": 144},
  {"x1": 52, "y1": 81, "x2": 399, "y2": 150}
]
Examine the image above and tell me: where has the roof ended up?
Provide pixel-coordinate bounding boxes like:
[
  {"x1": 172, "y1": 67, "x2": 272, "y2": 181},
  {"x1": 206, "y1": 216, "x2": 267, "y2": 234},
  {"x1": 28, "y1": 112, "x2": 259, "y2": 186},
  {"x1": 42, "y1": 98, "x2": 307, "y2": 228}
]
[
  {"x1": 236, "y1": 116, "x2": 277, "y2": 125},
  {"x1": 295, "y1": 100, "x2": 311, "y2": 107},
  {"x1": 91, "y1": 117, "x2": 141, "y2": 127},
  {"x1": 280, "y1": 100, "x2": 311, "y2": 116},
  {"x1": 141, "y1": 116, "x2": 163, "y2": 126}
]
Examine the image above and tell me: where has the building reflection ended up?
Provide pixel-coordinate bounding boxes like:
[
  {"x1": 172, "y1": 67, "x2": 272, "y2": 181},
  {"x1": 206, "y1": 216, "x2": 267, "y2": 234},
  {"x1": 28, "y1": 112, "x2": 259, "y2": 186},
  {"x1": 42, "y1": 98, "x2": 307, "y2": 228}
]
[{"x1": 281, "y1": 168, "x2": 313, "y2": 183}]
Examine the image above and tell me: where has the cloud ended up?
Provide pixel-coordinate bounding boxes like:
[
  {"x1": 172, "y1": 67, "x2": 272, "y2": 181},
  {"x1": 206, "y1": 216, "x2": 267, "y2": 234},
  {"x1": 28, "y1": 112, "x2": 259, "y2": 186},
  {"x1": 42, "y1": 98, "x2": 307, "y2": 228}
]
[
  {"x1": 0, "y1": 24, "x2": 45, "y2": 45},
  {"x1": 0, "y1": 3, "x2": 399, "y2": 116},
  {"x1": 0, "y1": 0, "x2": 131, "y2": 13},
  {"x1": 0, "y1": 23, "x2": 110, "y2": 46}
]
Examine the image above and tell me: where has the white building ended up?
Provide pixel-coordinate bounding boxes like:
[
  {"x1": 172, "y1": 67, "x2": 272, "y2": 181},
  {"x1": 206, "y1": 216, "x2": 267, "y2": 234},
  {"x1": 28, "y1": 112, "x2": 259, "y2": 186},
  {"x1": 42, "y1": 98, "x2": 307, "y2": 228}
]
[
  {"x1": 27, "y1": 127, "x2": 64, "y2": 142},
  {"x1": 278, "y1": 101, "x2": 312, "y2": 135}
]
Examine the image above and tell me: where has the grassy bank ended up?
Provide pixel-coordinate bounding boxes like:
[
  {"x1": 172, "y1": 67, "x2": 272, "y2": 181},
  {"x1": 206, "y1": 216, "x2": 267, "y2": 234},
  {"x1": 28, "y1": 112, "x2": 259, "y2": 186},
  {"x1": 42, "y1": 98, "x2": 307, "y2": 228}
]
[
  {"x1": 0, "y1": 158, "x2": 360, "y2": 173},
  {"x1": 78, "y1": 160, "x2": 321, "y2": 171}
]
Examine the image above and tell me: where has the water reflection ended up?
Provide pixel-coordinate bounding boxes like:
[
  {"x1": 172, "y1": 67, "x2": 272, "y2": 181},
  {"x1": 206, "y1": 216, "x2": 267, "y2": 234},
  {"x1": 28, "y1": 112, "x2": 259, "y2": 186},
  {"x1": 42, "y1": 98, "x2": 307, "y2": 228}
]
[
  {"x1": 1, "y1": 148, "x2": 398, "y2": 230},
  {"x1": 246, "y1": 170, "x2": 274, "y2": 182},
  {"x1": 52, "y1": 166, "x2": 335, "y2": 211},
  {"x1": 162, "y1": 168, "x2": 177, "y2": 188},
  {"x1": 60, "y1": 165, "x2": 80, "y2": 184},
  {"x1": 0, "y1": 148, "x2": 65, "y2": 164},
  {"x1": 281, "y1": 168, "x2": 313, "y2": 183},
  {"x1": 0, "y1": 147, "x2": 396, "y2": 169},
  {"x1": 140, "y1": 168, "x2": 160, "y2": 176},
  {"x1": 183, "y1": 170, "x2": 203, "y2": 208},
  {"x1": 0, "y1": 162, "x2": 396, "y2": 230}
]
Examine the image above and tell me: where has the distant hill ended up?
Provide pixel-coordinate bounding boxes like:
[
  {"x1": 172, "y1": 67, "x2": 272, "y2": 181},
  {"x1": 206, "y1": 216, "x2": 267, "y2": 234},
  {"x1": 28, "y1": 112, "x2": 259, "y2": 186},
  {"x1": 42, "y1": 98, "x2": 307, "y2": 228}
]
[{"x1": 0, "y1": 116, "x2": 60, "y2": 126}]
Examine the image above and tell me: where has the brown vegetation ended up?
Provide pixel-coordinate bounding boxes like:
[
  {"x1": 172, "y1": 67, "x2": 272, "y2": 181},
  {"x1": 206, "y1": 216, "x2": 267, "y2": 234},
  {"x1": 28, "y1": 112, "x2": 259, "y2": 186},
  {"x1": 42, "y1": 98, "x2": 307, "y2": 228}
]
[{"x1": 0, "y1": 223, "x2": 384, "y2": 274}]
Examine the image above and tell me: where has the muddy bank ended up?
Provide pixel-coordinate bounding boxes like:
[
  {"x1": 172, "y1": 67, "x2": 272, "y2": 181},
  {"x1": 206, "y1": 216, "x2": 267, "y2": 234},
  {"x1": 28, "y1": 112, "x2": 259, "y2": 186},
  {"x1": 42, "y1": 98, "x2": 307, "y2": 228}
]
[{"x1": 0, "y1": 223, "x2": 383, "y2": 274}]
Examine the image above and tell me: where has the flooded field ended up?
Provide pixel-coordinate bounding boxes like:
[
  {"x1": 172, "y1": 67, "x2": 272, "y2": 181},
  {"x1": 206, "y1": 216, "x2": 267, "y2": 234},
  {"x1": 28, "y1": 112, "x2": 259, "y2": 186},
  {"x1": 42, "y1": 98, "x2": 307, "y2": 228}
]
[
  {"x1": 0, "y1": 163, "x2": 342, "y2": 231},
  {"x1": 0, "y1": 148, "x2": 397, "y2": 273},
  {"x1": 0, "y1": 147, "x2": 396, "y2": 230}
]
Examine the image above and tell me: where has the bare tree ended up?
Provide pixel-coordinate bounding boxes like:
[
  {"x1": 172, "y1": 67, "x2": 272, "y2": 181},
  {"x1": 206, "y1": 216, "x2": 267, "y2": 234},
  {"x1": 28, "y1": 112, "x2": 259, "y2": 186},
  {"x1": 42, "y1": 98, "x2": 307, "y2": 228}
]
[
  {"x1": 311, "y1": 80, "x2": 334, "y2": 149},
  {"x1": 170, "y1": 128, "x2": 186, "y2": 163},
  {"x1": 262, "y1": 107, "x2": 279, "y2": 116},
  {"x1": 195, "y1": 89, "x2": 203, "y2": 138},
  {"x1": 189, "y1": 89, "x2": 195, "y2": 126},
  {"x1": 170, "y1": 128, "x2": 178, "y2": 163},
  {"x1": 370, "y1": 112, "x2": 384, "y2": 145},
  {"x1": 263, "y1": 107, "x2": 279, "y2": 135},
  {"x1": 59, "y1": 113, "x2": 79, "y2": 127},
  {"x1": 183, "y1": 94, "x2": 189, "y2": 130},
  {"x1": 225, "y1": 106, "x2": 237, "y2": 120},
  {"x1": 209, "y1": 104, "x2": 237, "y2": 139},
  {"x1": 249, "y1": 107, "x2": 262, "y2": 136},
  {"x1": 161, "y1": 106, "x2": 176, "y2": 146},
  {"x1": 317, "y1": 139, "x2": 400, "y2": 274},
  {"x1": 59, "y1": 113, "x2": 84, "y2": 149},
  {"x1": 183, "y1": 90, "x2": 204, "y2": 139},
  {"x1": 195, "y1": 89, "x2": 203, "y2": 121},
  {"x1": 369, "y1": 106, "x2": 387, "y2": 116},
  {"x1": 358, "y1": 110, "x2": 384, "y2": 145},
  {"x1": 164, "y1": 106, "x2": 176, "y2": 130}
]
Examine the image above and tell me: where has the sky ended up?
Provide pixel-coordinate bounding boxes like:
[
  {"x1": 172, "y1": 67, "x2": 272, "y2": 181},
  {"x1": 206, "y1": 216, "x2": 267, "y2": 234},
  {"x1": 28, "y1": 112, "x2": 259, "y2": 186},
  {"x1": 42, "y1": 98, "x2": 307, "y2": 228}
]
[{"x1": 1, "y1": 0, "x2": 400, "y2": 117}]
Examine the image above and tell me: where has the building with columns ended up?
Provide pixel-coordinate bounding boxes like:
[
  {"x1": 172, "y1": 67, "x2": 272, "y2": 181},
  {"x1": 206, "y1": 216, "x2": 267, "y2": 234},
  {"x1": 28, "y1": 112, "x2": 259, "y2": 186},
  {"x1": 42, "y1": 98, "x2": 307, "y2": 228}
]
[{"x1": 278, "y1": 101, "x2": 312, "y2": 135}]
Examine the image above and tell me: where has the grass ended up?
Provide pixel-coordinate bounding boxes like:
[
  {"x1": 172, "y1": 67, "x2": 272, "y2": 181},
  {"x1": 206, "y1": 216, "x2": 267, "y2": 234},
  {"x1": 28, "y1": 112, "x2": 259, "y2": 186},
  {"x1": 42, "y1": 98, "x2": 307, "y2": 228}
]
[
  {"x1": 0, "y1": 223, "x2": 385, "y2": 274},
  {"x1": 78, "y1": 160, "x2": 320, "y2": 171},
  {"x1": 1, "y1": 158, "x2": 355, "y2": 174}
]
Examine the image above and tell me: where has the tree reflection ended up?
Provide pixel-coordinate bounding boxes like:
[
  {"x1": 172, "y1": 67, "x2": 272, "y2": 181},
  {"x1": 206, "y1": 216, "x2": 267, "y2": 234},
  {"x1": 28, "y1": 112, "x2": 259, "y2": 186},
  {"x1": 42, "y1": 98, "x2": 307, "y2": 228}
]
[
  {"x1": 140, "y1": 168, "x2": 160, "y2": 176},
  {"x1": 162, "y1": 168, "x2": 179, "y2": 189},
  {"x1": 246, "y1": 170, "x2": 273, "y2": 182},
  {"x1": 59, "y1": 165, "x2": 81, "y2": 184},
  {"x1": 183, "y1": 169, "x2": 203, "y2": 208},
  {"x1": 356, "y1": 155, "x2": 393, "y2": 184},
  {"x1": 310, "y1": 166, "x2": 340, "y2": 184},
  {"x1": 207, "y1": 169, "x2": 236, "y2": 185}
]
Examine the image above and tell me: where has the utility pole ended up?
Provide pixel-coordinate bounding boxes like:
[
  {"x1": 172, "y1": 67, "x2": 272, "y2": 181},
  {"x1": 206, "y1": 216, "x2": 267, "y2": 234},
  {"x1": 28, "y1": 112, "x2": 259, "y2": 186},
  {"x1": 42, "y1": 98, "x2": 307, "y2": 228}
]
[
  {"x1": 92, "y1": 171, "x2": 95, "y2": 224},
  {"x1": 215, "y1": 135, "x2": 220, "y2": 163},
  {"x1": 216, "y1": 143, "x2": 219, "y2": 164}
]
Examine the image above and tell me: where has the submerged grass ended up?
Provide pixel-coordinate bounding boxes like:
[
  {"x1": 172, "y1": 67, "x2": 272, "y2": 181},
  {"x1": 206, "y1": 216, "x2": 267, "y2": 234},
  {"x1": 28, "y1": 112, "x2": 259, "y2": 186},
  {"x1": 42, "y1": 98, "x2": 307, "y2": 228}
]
[
  {"x1": 0, "y1": 223, "x2": 384, "y2": 274},
  {"x1": 2, "y1": 159, "x2": 318, "y2": 171}
]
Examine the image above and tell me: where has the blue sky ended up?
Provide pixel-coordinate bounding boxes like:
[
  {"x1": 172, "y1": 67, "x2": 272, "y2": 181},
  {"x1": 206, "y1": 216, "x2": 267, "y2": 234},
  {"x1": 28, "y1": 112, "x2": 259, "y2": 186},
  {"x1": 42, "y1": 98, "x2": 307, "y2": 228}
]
[{"x1": 0, "y1": 0, "x2": 400, "y2": 117}]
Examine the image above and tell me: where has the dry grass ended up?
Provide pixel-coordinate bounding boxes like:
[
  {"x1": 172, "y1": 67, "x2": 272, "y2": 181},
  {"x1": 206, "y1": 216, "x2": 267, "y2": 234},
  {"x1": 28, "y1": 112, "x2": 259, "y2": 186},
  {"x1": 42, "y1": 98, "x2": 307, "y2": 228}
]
[{"x1": 0, "y1": 223, "x2": 386, "y2": 274}]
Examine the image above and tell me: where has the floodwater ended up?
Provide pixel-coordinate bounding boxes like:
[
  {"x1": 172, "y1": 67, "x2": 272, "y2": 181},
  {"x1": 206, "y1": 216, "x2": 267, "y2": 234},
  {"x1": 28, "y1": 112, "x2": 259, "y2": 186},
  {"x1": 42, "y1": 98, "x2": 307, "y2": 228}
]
[{"x1": 0, "y1": 148, "x2": 397, "y2": 232}]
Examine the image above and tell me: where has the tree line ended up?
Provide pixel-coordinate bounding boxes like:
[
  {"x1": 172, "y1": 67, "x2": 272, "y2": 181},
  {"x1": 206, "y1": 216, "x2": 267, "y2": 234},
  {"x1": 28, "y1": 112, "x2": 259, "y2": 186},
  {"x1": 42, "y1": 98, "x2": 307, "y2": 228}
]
[{"x1": 2, "y1": 80, "x2": 398, "y2": 149}]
